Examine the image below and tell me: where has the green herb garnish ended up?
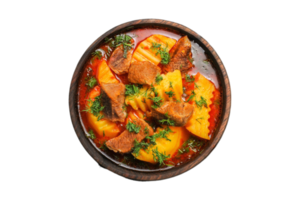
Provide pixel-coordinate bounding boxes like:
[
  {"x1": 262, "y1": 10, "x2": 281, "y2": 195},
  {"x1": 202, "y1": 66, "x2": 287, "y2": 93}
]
[
  {"x1": 125, "y1": 84, "x2": 140, "y2": 96},
  {"x1": 86, "y1": 130, "x2": 96, "y2": 140},
  {"x1": 114, "y1": 34, "x2": 133, "y2": 58},
  {"x1": 195, "y1": 96, "x2": 207, "y2": 110},
  {"x1": 97, "y1": 115, "x2": 104, "y2": 121},
  {"x1": 144, "y1": 127, "x2": 149, "y2": 135},
  {"x1": 185, "y1": 90, "x2": 196, "y2": 102},
  {"x1": 146, "y1": 127, "x2": 172, "y2": 145},
  {"x1": 151, "y1": 42, "x2": 170, "y2": 65},
  {"x1": 188, "y1": 57, "x2": 194, "y2": 63},
  {"x1": 165, "y1": 90, "x2": 174, "y2": 98},
  {"x1": 149, "y1": 96, "x2": 163, "y2": 109},
  {"x1": 126, "y1": 121, "x2": 141, "y2": 134},
  {"x1": 169, "y1": 82, "x2": 173, "y2": 88},
  {"x1": 150, "y1": 84, "x2": 158, "y2": 96},
  {"x1": 159, "y1": 113, "x2": 175, "y2": 126},
  {"x1": 99, "y1": 141, "x2": 107, "y2": 151},
  {"x1": 152, "y1": 147, "x2": 170, "y2": 166},
  {"x1": 132, "y1": 139, "x2": 150, "y2": 156},
  {"x1": 83, "y1": 95, "x2": 105, "y2": 120},
  {"x1": 155, "y1": 74, "x2": 163, "y2": 84},
  {"x1": 91, "y1": 50, "x2": 102, "y2": 62},
  {"x1": 85, "y1": 76, "x2": 97, "y2": 89},
  {"x1": 177, "y1": 137, "x2": 204, "y2": 155},
  {"x1": 185, "y1": 74, "x2": 195, "y2": 82}
]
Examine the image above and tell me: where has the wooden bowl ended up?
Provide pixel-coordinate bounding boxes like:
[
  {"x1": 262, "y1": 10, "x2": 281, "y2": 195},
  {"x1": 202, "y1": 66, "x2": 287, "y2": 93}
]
[{"x1": 69, "y1": 19, "x2": 231, "y2": 181}]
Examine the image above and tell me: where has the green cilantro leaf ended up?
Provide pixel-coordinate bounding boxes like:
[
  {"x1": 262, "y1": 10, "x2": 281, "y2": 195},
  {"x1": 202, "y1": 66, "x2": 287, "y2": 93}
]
[
  {"x1": 185, "y1": 90, "x2": 196, "y2": 102},
  {"x1": 86, "y1": 130, "x2": 96, "y2": 140},
  {"x1": 126, "y1": 121, "x2": 141, "y2": 134},
  {"x1": 165, "y1": 90, "x2": 174, "y2": 98},
  {"x1": 85, "y1": 76, "x2": 97, "y2": 89},
  {"x1": 152, "y1": 147, "x2": 170, "y2": 166},
  {"x1": 155, "y1": 74, "x2": 163, "y2": 84},
  {"x1": 185, "y1": 74, "x2": 195, "y2": 82},
  {"x1": 195, "y1": 96, "x2": 207, "y2": 110},
  {"x1": 125, "y1": 84, "x2": 140, "y2": 96}
]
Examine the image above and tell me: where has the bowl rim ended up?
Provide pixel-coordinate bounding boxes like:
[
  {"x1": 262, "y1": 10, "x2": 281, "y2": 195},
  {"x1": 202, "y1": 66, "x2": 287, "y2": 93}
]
[{"x1": 69, "y1": 18, "x2": 231, "y2": 181}]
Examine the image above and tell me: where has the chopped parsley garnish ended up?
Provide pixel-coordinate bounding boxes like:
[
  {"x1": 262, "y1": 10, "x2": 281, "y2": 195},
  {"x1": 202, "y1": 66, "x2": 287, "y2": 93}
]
[
  {"x1": 132, "y1": 139, "x2": 150, "y2": 156},
  {"x1": 125, "y1": 84, "x2": 140, "y2": 96},
  {"x1": 214, "y1": 99, "x2": 220, "y2": 106},
  {"x1": 91, "y1": 50, "x2": 102, "y2": 62},
  {"x1": 132, "y1": 127, "x2": 172, "y2": 157},
  {"x1": 106, "y1": 47, "x2": 112, "y2": 57},
  {"x1": 144, "y1": 127, "x2": 149, "y2": 134},
  {"x1": 155, "y1": 74, "x2": 163, "y2": 84},
  {"x1": 185, "y1": 74, "x2": 195, "y2": 82},
  {"x1": 86, "y1": 130, "x2": 96, "y2": 140},
  {"x1": 188, "y1": 57, "x2": 194, "y2": 63},
  {"x1": 104, "y1": 34, "x2": 133, "y2": 58},
  {"x1": 146, "y1": 127, "x2": 172, "y2": 145},
  {"x1": 196, "y1": 117, "x2": 204, "y2": 124},
  {"x1": 150, "y1": 84, "x2": 158, "y2": 96},
  {"x1": 195, "y1": 96, "x2": 207, "y2": 110},
  {"x1": 97, "y1": 115, "x2": 104, "y2": 121},
  {"x1": 104, "y1": 37, "x2": 113, "y2": 43},
  {"x1": 83, "y1": 95, "x2": 105, "y2": 120},
  {"x1": 150, "y1": 42, "x2": 170, "y2": 65},
  {"x1": 114, "y1": 34, "x2": 133, "y2": 58},
  {"x1": 177, "y1": 137, "x2": 204, "y2": 155},
  {"x1": 126, "y1": 121, "x2": 141, "y2": 134},
  {"x1": 169, "y1": 82, "x2": 173, "y2": 88},
  {"x1": 185, "y1": 90, "x2": 196, "y2": 102},
  {"x1": 99, "y1": 141, "x2": 107, "y2": 151},
  {"x1": 165, "y1": 90, "x2": 174, "y2": 98},
  {"x1": 152, "y1": 147, "x2": 170, "y2": 166},
  {"x1": 152, "y1": 43, "x2": 161, "y2": 48},
  {"x1": 85, "y1": 76, "x2": 97, "y2": 89},
  {"x1": 159, "y1": 113, "x2": 175, "y2": 126},
  {"x1": 149, "y1": 96, "x2": 163, "y2": 109}
]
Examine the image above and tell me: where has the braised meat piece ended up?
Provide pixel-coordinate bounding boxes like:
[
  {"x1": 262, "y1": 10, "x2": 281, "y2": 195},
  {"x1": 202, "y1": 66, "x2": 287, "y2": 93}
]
[
  {"x1": 128, "y1": 61, "x2": 161, "y2": 85},
  {"x1": 106, "y1": 118, "x2": 154, "y2": 153},
  {"x1": 100, "y1": 82, "x2": 126, "y2": 122},
  {"x1": 163, "y1": 36, "x2": 193, "y2": 73},
  {"x1": 108, "y1": 45, "x2": 133, "y2": 74},
  {"x1": 147, "y1": 101, "x2": 194, "y2": 126}
]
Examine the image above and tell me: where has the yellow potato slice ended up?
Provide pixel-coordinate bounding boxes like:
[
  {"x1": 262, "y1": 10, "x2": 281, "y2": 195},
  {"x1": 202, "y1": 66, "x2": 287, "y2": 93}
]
[
  {"x1": 133, "y1": 126, "x2": 184, "y2": 164},
  {"x1": 131, "y1": 34, "x2": 176, "y2": 65},
  {"x1": 185, "y1": 73, "x2": 215, "y2": 140},
  {"x1": 96, "y1": 60, "x2": 119, "y2": 84}
]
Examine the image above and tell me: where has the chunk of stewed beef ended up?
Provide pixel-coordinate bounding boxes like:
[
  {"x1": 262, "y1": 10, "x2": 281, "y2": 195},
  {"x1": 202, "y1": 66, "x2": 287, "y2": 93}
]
[
  {"x1": 163, "y1": 36, "x2": 193, "y2": 73},
  {"x1": 128, "y1": 61, "x2": 161, "y2": 85},
  {"x1": 108, "y1": 45, "x2": 133, "y2": 75},
  {"x1": 147, "y1": 101, "x2": 194, "y2": 126},
  {"x1": 106, "y1": 118, "x2": 154, "y2": 153},
  {"x1": 100, "y1": 82, "x2": 126, "y2": 122}
]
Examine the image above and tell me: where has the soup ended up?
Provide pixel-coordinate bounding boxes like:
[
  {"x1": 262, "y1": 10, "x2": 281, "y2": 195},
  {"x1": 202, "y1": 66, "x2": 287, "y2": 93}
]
[{"x1": 77, "y1": 28, "x2": 222, "y2": 170}]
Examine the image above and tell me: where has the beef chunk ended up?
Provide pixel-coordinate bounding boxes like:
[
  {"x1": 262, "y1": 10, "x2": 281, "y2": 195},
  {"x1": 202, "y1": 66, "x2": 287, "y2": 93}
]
[
  {"x1": 108, "y1": 45, "x2": 133, "y2": 75},
  {"x1": 128, "y1": 61, "x2": 161, "y2": 85},
  {"x1": 100, "y1": 82, "x2": 126, "y2": 122},
  {"x1": 147, "y1": 101, "x2": 194, "y2": 126},
  {"x1": 163, "y1": 36, "x2": 193, "y2": 73},
  {"x1": 106, "y1": 118, "x2": 154, "y2": 153}
]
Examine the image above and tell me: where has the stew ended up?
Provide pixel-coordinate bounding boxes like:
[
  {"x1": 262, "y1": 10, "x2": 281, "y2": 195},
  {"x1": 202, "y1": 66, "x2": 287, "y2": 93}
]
[{"x1": 77, "y1": 28, "x2": 222, "y2": 170}]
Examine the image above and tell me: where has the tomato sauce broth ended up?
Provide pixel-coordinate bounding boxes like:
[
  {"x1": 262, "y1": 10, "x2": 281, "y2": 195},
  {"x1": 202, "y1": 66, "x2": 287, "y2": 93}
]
[{"x1": 77, "y1": 28, "x2": 222, "y2": 170}]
